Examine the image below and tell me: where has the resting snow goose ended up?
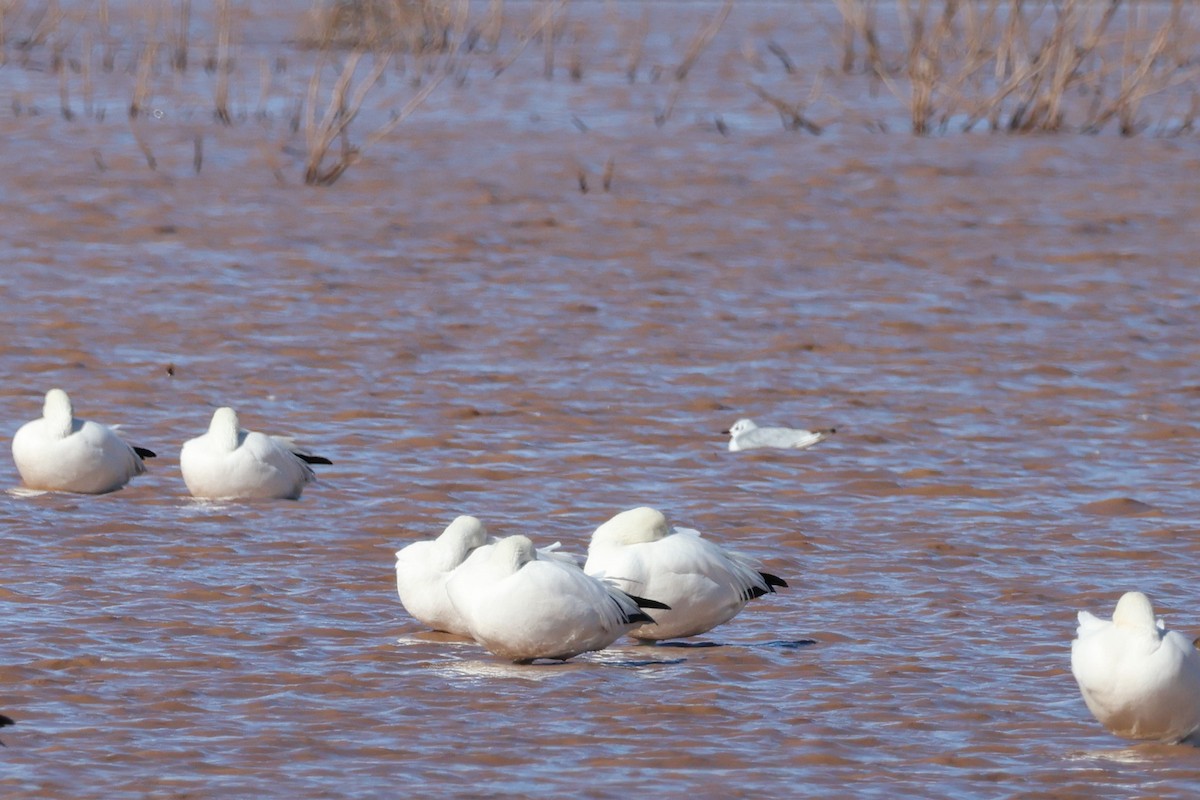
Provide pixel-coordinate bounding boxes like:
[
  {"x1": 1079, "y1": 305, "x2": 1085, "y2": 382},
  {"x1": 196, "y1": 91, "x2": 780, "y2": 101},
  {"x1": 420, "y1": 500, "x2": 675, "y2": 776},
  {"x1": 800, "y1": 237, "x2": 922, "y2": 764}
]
[
  {"x1": 179, "y1": 407, "x2": 330, "y2": 500},
  {"x1": 1071, "y1": 591, "x2": 1200, "y2": 743},
  {"x1": 395, "y1": 515, "x2": 491, "y2": 637},
  {"x1": 445, "y1": 534, "x2": 666, "y2": 663},
  {"x1": 584, "y1": 506, "x2": 786, "y2": 642},
  {"x1": 11, "y1": 388, "x2": 155, "y2": 494},
  {"x1": 723, "y1": 418, "x2": 835, "y2": 453}
]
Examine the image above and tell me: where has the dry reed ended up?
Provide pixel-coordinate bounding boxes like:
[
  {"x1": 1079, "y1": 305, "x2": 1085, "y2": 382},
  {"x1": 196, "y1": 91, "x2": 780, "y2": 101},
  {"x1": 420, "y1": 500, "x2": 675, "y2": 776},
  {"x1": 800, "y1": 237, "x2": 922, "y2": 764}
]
[
  {"x1": 301, "y1": 0, "x2": 459, "y2": 189},
  {"x1": 172, "y1": 0, "x2": 191, "y2": 72},
  {"x1": 213, "y1": 0, "x2": 233, "y2": 124},
  {"x1": 129, "y1": 42, "x2": 157, "y2": 119},
  {"x1": 839, "y1": 0, "x2": 1199, "y2": 135},
  {"x1": 750, "y1": 82, "x2": 823, "y2": 134},
  {"x1": 655, "y1": 0, "x2": 733, "y2": 127}
]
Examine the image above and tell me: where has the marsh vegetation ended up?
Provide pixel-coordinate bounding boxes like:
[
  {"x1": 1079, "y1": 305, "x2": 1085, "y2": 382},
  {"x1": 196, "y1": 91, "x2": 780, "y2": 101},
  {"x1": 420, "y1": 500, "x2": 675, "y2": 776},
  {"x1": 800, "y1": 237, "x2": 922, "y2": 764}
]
[{"x1": 1, "y1": 0, "x2": 1196, "y2": 185}]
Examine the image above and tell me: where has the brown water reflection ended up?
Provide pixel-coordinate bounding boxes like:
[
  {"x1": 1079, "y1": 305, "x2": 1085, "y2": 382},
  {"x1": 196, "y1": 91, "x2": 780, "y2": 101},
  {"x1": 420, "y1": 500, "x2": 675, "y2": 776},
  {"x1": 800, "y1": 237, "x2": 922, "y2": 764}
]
[{"x1": 3, "y1": 1, "x2": 1200, "y2": 798}]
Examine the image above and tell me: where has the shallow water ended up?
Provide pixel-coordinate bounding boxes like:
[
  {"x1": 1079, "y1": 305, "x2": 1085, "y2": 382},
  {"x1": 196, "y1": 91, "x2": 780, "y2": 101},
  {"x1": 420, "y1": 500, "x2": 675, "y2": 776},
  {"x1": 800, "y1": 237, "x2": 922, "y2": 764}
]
[{"x1": 3, "y1": 1, "x2": 1200, "y2": 797}]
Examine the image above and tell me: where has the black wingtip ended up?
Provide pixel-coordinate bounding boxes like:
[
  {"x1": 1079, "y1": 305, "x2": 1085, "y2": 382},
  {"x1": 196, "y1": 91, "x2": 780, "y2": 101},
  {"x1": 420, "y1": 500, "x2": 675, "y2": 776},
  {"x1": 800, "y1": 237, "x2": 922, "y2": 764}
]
[
  {"x1": 743, "y1": 572, "x2": 788, "y2": 600},
  {"x1": 626, "y1": 593, "x2": 671, "y2": 611},
  {"x1": 296, "y1": 454, "x2": 332, "y2": 465},
  {"x1": 761, "y1": 572, "x2": 788, "y2": 589},
  {"x1": 0, "y1": 714, "x2": 13, "y2": 728},
  {"x1": 133, "y1": 447, "x2": 157, "y2": 459}
]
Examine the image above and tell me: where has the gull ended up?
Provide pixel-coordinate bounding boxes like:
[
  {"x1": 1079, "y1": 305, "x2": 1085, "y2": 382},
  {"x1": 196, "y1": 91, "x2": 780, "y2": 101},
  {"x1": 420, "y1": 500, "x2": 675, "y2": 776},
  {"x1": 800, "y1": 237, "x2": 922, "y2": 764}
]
[
  {"x1": 723, "y1": 418, "x2": 835, "y2": 453},
  {"x1": 1071, "y1": 591, "x2": 1200, "y2": 743},
  {"x1": 11, "y1": 388, "x2": 156, "y2": 494},
  {"x1": 445, "y1": 534, "x2": 668, "y2": 663},
  {"x1": 179, "y1": 407, "x2": 330, "y2": 500},
  {"x1": 584, "y1": 506, "x2": 786, "y2": 642}
]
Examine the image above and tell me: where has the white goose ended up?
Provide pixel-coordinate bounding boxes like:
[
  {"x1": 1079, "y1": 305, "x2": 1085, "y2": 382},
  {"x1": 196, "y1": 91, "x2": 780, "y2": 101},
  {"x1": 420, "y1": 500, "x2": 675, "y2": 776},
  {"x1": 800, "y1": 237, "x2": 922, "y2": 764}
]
[
  {"x1": 1071, "y1": 591, "x2": 1200, "y2": 743},
  {"x1": 395, "y1": 515, "x2": 491, "y2": 637},
  {"x1": 179, "y1": 407, "x2": 330, "y2": 500},
  {"x1": 723, "y1": 418, "x2": 835, "y2": 453},
  {"x1": 584, "y1": 506, "x2": 786, "y2": 642},
  {"x1": 445, "y1": 534, "x2": 666, "y2": 663},
  {"x1": 11, "y1": 388, "x2": 156, "y2": 494}
]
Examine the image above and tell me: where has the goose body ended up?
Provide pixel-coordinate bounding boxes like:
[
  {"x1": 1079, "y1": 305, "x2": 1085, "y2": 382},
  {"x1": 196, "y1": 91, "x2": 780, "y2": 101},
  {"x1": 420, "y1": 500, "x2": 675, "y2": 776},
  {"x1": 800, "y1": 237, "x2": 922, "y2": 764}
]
[
  {"x1": 1071, "y1": 591, "x2": 1200, "y2": 743},
  {"x1": 446, "y1": 534, "x2": 660, "y2": 662},
  {"x1": 723, "y1": 418, "x2": 834, "y2": 452},
  {"x1": 584, "y1": 506, "x2": 786, "y2": 642},
  {"x1": 11, "y1": 388, "x2": 154, "y2": 494},
  {"x1": 179, "y1": 407, "x2": 329, "y2": 500},
  {"x1": 395, "y1": 515, "x2": 491, "y2": 636}
]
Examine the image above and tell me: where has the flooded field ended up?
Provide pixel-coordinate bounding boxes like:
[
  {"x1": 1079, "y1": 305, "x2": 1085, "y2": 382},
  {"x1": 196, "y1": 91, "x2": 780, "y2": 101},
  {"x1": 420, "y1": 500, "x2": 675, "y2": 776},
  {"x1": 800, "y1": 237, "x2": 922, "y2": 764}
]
[{"x1": 3, "y1": 1, "x2": 1200, "y2": 797}]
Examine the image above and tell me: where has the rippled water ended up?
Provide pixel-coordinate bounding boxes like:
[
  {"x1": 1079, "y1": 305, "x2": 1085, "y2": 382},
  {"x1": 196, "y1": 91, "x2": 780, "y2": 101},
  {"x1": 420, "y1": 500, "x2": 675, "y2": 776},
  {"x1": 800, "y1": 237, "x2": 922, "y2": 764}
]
[{"x1": 3, "y1": 1, "x2": 1200, "y2": 797}]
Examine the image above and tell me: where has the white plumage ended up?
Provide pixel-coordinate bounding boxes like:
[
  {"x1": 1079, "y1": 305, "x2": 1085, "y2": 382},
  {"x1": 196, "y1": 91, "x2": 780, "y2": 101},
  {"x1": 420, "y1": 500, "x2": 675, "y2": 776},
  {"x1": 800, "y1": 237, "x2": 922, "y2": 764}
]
[
  {"x1": 584, "y1": 506, "x2": 786, "y2": 642},
  {"x1": 11, "y1": 388, "x2": 154, "y2": 494},
  {"x1": 1071, "y1": 591, "x2": 1200, "y2": 743},
  {"x1": 445, "y1": 534, "x2": 661, "y2": 662},
  {"x1": 395, "y1": 515, "x2": 491, "y2": 637},
  {"x1": 179, "y1": 407, "x2": 329, "y2": 500},
  {"x1": 723, "y1": 418, "x2": 834, "y2": 452}
]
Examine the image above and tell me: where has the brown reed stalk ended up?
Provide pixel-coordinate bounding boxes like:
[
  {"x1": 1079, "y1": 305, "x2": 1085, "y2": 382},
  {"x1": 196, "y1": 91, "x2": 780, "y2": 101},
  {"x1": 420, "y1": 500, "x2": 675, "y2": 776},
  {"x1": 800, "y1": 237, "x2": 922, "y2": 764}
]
[
  {"x1": 173, "y1": 0, "x2": 191, "y2": 72},
  {"x1": 674, "y1": 0, "x2": 732, "y2": 82},
  {"x1": 624, "y1": 7, "x2": 649, "y2": 83},
  {"x1": 99, "y1": 0, "x2": 115, "y2": 72},
  {"x1": 0, "y1": 1, "x2": 8, "y2": 66},
  {"x1": 82, "y1": 29, "x2": 93, "y2": 117},
  {"x1": 255, "y1": 55, "x2": 273, "y2": 119},
  {"x1": 129, "y1": 42, "x2": 157, "y2": 119},
  {"x1": 656, "y1": 0, "x2": 733, "y2": 126},
  {"x1": 214, "y1": 0, "x2": 232, "y2": 124},
  {"x1": 493, "y1": 0, "x2": 565, "y2": 76},
  {"x1": 480, "y1": 0, "x2": 504, "y2": 52},
  {"x1": 749, "y1": 83, "x2": 823, "y2": 134},
  {"x1": 766, "y1": 41, "x2": 795, "y2": 74},
  {"x1": 57, "y1": 43, "x2": 73, "y2": 120},
  {"x1": 543, "y1": 0, "x2": 557, "y2": 79},
  {"x1": 1084, "y1": 0, "x2": 1183, "y2": 135},
  {"x1": 193, "y1": 133, "x2": 203, "y2": 174},
  {"x1": 28, "y1": 0, "x2": 65, "y2": 48},
  {"x1": 303, "y1": 38, "x2": 450, "y2": 187},
  {"x1": 130, "y1": 121, "x2": 157, "y2": 170},
  {"x1": 834, "y1": 0, "x2": 884, "y2": 76}
]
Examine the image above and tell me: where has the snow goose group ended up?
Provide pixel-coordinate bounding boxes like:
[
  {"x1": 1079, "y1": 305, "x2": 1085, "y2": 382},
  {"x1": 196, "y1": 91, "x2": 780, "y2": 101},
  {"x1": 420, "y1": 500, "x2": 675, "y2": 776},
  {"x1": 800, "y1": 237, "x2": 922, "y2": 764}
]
[
  {"x1": 394, "y1": 507, "x2": 788, "y2": 662},
  {"x1": 10, "y1": 389, "x2": 329, "y2": 499}
]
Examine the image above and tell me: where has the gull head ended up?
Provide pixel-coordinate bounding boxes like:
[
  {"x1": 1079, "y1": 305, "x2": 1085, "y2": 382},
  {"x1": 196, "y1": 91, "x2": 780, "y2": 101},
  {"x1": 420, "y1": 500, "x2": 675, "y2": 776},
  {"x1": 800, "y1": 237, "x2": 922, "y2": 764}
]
[
  {"x1": 723, "y1": 418, "x2": 758, "y2": 437},
  {"x1": 592, "y1": 506, "x2": 672, "y2": 547}
]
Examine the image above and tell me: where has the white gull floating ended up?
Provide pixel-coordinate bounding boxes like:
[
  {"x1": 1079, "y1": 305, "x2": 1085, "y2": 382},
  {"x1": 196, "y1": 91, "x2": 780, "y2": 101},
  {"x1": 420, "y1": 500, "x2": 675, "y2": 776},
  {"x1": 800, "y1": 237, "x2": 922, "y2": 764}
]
[{"x1": 723, "y1": 418, "x2": 835, "y2": 452}]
